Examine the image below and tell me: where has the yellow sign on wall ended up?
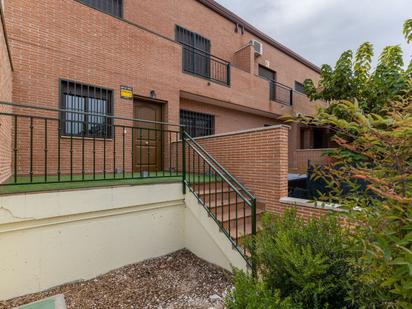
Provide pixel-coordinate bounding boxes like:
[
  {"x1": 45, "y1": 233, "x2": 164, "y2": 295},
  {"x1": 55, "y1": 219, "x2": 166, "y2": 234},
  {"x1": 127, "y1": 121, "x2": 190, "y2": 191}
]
[{"x1": 120, "y1": 86, "x2": 133, "y2": 99}]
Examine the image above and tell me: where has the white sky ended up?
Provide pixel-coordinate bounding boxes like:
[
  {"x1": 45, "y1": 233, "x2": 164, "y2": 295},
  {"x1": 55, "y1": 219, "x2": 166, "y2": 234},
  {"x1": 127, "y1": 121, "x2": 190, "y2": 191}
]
[{"x1": 216, "y1": 0, "x2": 412, "y2": 68}]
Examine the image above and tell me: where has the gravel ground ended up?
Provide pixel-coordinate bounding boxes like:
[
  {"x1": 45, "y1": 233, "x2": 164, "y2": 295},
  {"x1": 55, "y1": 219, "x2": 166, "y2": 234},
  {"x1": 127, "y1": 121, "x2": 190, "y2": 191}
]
[{"x1": 0, "y1": 250, "x2": 233, "y2": 309}]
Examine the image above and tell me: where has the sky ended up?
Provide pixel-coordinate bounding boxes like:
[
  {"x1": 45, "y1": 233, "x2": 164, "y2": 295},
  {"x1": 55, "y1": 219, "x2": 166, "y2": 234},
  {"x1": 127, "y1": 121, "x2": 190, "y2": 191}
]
[{"x1": 216, "y1": 0, "x2": 412, "y2": 68}]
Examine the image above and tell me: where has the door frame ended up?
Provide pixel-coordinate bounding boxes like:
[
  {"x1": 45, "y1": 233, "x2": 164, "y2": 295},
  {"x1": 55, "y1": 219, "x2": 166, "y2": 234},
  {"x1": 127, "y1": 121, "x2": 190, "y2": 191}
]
[{"x1": 132, "y1": 95, "x2": 167, "y2": 174}]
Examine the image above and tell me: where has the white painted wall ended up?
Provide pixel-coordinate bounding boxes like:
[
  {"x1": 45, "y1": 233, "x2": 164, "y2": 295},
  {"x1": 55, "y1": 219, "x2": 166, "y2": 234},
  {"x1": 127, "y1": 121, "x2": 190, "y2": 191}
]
[
  {"x1": 0, "y1": 183, "x2": 246, "y2": 300},
  {"x1": 184, "y1": 189, "x2": 248, "y2": 272}
]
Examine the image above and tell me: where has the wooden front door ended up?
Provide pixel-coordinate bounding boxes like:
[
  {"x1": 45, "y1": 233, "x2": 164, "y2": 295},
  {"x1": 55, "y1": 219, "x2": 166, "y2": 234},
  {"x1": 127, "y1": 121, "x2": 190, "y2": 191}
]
[{"x1": 133, "y1": 100, "x2": 163, "y2": 173}]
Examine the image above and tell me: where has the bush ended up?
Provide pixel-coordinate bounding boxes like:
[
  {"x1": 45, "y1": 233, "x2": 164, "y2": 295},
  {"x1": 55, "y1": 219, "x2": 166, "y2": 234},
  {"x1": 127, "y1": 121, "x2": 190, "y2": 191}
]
[
  {"x1": 225, "y1": 270, "x2": 299, "y2": 309},
  {"x1": 226, "y1": 209, "x2": 359, "y2": 309}
]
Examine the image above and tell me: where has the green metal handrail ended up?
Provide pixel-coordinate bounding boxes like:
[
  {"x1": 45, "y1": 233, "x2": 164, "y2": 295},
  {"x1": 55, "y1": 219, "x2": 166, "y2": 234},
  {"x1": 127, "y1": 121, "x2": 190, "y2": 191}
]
[
  {"x1": 182, "y1": 130, "x2": 257, "y2": 269},
  {"x1": 185, "y1": 138, "x2": 253, "y2": 207},
  {"x1": 183, "y1": 131, "x2": 255, "y2": 200}
]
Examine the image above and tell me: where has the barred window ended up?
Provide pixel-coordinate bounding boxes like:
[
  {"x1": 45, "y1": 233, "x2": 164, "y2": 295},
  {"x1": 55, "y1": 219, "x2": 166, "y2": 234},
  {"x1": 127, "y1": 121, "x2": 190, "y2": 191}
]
[
  {"x1": 295, "y1": 81, "x2": 306, "y2": 94},
  {"x1": 60, "y1": 80, "x2": 113, "y2": 138},
  {"x1": 78, "y1": 0, "x2": 123, "y2": 18},
  {"x1": 180, "y1": 110, "x2": 215, "y2": 138}
]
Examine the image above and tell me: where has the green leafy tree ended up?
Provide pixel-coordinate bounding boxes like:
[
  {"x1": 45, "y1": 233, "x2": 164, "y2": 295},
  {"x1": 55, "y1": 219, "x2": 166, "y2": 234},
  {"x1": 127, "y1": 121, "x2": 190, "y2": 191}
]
[
  {"x1": 296, "y1": 93, "x2": 412, "y2": 307},
  {"x1": 304, "y1": 19, "x2": 412, "y2": 114},
  {"x1": 290, "y1": 19, "x2": 412, "y2": 308}
]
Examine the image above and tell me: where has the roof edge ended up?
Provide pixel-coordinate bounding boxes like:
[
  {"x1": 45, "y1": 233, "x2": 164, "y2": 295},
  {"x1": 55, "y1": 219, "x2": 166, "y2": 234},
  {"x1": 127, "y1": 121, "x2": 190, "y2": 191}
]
[{"x1": 195, "y1": 0, "x2": 321, "y2": 74}]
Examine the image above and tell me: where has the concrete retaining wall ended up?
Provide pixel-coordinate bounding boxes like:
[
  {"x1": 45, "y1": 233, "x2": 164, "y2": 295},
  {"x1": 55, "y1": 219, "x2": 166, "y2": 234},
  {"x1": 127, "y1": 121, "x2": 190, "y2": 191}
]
[{"x1": 0, "y1": 183, "x2": 244, "y2": 300}]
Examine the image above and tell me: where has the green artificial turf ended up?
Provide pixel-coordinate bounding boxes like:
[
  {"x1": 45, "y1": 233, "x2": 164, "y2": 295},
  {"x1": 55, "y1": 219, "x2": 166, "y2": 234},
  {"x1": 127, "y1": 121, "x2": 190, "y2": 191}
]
[{"x1": 0, "y1": 172, "x2": 217, "y2": 194}]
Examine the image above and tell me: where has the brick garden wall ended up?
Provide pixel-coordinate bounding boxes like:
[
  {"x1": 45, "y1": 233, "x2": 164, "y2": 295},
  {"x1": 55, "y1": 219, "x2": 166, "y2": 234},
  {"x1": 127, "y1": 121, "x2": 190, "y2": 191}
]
[
  {"x1": 0, "y1": 5, "x2": 12, "y2": 183},
  {"x1": 191, "y1": 126, "x2": 289, "y2": 213},
  {"x1": 172, "y1": 125, "x2": 330, "y2": 220}
]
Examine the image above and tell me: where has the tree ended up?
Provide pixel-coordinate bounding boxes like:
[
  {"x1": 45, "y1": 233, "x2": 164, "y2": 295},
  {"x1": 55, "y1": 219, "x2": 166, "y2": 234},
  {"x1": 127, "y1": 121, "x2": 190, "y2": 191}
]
[
  {"x1": 304, "y1": 20, "x2": 412, "y2": 114},
  {"x1": 298, "y1": 94, "x2": 412, "y2": 307},
  {"x1": 292, "y1": 20, "x2": 412, "y2": 307}
]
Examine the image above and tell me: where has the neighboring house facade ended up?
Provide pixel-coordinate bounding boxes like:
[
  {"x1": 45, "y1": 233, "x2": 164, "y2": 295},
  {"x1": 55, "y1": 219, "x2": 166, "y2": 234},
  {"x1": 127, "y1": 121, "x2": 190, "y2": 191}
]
[{"x1": 0, "y1": 0, "x2": 329, "y2": 181}]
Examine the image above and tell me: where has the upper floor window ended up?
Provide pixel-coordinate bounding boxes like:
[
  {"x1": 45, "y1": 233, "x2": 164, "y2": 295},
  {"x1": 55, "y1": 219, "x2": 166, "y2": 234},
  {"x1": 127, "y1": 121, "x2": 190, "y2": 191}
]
[
  {"x1": 295, "y1": 81, "x2": 306, "y2": 94},
  {"x1": 259, "y1": 65, "x2": 280, "y2": 101},
  {"x1": 180, "y1": 110, "x2": 215, "y2": 138},
  {"x1": 176, "y1": 25, "x2": 211, "y2": 79},
  {"x1": 60, "y1": 80, "x2": 113, "y2": 138},
  {"x1": 78, "y1": 0, "x2": 123, "y2": 18},
  {"x1": 258, "y1": 65, "x2": 276, "y2": 81}
]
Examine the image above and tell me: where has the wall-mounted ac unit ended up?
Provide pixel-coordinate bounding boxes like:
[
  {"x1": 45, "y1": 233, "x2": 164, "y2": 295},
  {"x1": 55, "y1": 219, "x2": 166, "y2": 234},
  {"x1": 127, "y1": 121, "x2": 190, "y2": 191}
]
[{"x1": 250, "y1": 40, "x2": 263, "y2": 56}]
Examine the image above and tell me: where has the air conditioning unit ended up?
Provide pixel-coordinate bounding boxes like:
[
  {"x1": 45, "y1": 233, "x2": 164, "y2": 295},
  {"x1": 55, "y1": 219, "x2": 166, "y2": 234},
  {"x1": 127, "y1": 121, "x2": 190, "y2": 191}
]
[{"x1": 250, "y1": 40, "x2": 263, "y2": 56}]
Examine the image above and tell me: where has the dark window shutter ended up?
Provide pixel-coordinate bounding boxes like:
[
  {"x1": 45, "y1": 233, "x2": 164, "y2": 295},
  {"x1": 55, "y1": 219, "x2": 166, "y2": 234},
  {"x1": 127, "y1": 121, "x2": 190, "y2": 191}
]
[
  {"x1": 78, "y1": 0, "x2": 123, "y2": 18},
  {"x1": 176, "y1": 25, "x2": 211, "y2": 78},
  {"x1": 295, "y1": 81, "x2": 306, "y2": 94}
]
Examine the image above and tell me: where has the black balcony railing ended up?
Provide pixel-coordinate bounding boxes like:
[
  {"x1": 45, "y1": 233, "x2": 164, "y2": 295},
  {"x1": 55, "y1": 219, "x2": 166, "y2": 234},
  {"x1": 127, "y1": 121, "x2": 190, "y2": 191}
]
[
  {"x1": 0, "y1": 101, "x2": 183, "y2": 187},
  {"x1": 181, "y1": 43, "x2": 231, "y2": 86},
  {"x1": 270, "y1": 80, "x2": 294, "y2": 106}
]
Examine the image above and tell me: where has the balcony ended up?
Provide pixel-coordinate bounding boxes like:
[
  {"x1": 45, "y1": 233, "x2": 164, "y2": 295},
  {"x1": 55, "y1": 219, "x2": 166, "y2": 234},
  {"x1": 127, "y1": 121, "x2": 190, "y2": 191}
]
[
  {"x1": 270, "y1": 80, "x2": 294, "y2": 106},
  {"x1": 181, "y1": 43, "x2": 231, "y2": 86}
]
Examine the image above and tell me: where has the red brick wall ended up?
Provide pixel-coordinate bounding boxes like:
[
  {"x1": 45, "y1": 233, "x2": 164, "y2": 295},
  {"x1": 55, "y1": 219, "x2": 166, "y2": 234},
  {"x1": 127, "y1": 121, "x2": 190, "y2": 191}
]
[
  {"x1": 290, "y1": 148, "x2": 331, "y2": 173},
  {"x1": 0, "y1": 6, "x2": 12, "y2": 183},
  {"x1": 194, "y1": 126, "x2": 289, "y2": 213},
  {"x1": 233, "y1": 45, "x2": 253, "y2": 73},
  {"x1": 180, "y1": 98, "x2": 279, "y2": 134},
  {"x1": 124, "y1": 0, "x2": 321, "y2": 87},
  {"x1": 2, "y1": 0, "x2": 184, "y2": 178}
]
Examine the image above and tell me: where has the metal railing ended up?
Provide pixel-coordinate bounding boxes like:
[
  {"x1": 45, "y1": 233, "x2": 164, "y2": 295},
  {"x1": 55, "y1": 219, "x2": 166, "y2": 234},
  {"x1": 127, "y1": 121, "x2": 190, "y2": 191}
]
[
  {"x1": 182, "y1": 130, "x2": 256, "y2": 269},
  {"x1": 181, "y1": 43, "x2": 231, "y2": 86},
  {"x1": 0, "y1": 101, "x2": 182, "y2": 186},
  {"x1": 270, "y1": 80, "x2": 294, "y2": 106}
]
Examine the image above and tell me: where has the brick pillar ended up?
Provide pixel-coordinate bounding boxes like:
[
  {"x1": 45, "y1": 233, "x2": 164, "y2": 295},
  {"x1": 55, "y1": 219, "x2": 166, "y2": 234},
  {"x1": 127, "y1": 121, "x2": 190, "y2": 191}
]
[
  {"x1": 267, "y1": 125, "x2": 289, "y2": 214},
  {"x1": 0, "y1": 7, "x2": 13, "y2": 184}
]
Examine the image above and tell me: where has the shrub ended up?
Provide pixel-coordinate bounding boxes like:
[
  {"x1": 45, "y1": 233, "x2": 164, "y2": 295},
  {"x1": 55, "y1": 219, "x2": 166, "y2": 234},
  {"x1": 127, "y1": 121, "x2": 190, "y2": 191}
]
[
  {"x1": 225, "y1": 270, "x2": 299, "y2": 309},
  {"x1": 226, "y1": 209, "x2": 358, "y2": 309}
]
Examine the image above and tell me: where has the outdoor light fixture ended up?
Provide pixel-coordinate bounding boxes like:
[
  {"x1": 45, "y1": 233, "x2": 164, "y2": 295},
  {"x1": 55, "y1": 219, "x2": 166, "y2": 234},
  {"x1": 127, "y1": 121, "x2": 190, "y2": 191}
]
[{"x1": 150, "y1": 90, "x2": 156, "y2": 99}]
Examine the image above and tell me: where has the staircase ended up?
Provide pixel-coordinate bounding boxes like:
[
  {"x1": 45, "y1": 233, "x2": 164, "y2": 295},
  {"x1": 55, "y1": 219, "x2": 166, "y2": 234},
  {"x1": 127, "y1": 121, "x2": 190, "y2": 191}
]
[{"x1": 182, "y1": 132, "x2": 264, "y2": 268}]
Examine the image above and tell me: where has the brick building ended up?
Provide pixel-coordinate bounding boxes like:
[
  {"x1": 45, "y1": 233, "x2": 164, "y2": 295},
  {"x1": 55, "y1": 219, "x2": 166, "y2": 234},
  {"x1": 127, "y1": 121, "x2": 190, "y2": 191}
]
[
  {"x1": 0, "y1": 0, "x2": 332, "y2": 182},
  {"x1": 0, "y1": 2, "x2": 339, "y2": 297}
]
